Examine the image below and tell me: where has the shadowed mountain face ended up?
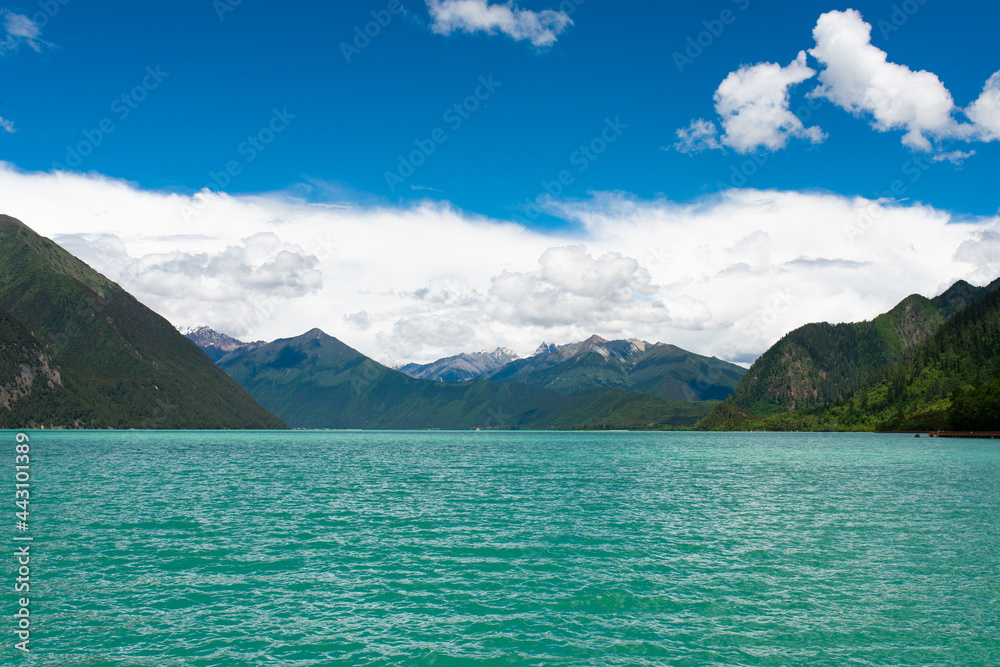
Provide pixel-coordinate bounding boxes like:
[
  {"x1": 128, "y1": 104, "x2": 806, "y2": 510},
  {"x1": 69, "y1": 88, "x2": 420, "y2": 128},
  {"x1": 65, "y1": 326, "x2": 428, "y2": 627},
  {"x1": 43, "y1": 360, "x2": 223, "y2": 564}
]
[
  {"x1": 219, "y1": 329, "x2": 722, "y2": 430},
  {"x1": 0, "y1": 215, "x2": 286, "y2": 429}
]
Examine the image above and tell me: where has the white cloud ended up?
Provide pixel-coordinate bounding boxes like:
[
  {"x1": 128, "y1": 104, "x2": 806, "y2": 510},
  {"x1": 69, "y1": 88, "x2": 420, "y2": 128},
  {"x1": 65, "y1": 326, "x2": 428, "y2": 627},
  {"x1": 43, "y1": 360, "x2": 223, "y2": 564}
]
[
  {"x1": 954, "y1": 229, "x2": 1000, "y2": 286},
  {"x1": 0, "y1": 163, "x2": 998, "y2": 365},
  {"x1": 343, "y1": 310, "x2": 373, "y2": 331},
  {"x1": 714, "y1": 51, "x2": 824, "y2": 153},
  {"x1": 378, "y1": 315, "x2": 477, "y2": 363},
  {"x1": 673, "y1": 119, "x2": 721, "y2": 153},
  {"x1": 932, "y1": 150, "x2": 976, "y2": 164},
  {"x1": 808, "y1": 9, "x2": 972, "y2": 151},
  {"x1": 55, "y1": 229, "x2": 322, "y2": 338},
  {"x1": 1, "y1": 12, "x2": 47, "y2": 54},
  {"x1": 425, "y1": 0, "x2": 572, "y2": 47},
  {"x1": 485, "y1": 245, "x2": 672, "y2": 328},
  {"x1": 966, "y1": 71, "x2": 1000, "y2": 142},
  {"x1": 0, "y1": 117, "x2": 15, "y2": 134},
  {"x1": 677, "y1": 10, "x2": 998, "y2": 156}
]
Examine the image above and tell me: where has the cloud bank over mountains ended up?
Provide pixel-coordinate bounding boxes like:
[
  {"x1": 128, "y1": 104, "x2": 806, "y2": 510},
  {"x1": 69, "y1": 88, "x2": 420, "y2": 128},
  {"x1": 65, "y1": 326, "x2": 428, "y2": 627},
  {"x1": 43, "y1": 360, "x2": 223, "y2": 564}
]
[{"x1": 1, "y1": 163, "x2": 996, "y2": 366}]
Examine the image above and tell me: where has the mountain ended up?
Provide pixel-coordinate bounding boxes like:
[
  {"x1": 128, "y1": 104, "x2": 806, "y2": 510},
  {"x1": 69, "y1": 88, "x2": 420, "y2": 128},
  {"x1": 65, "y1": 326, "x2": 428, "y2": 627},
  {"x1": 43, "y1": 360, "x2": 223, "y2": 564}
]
[
  {"x1": 398, "y1": 347, "x2": 519, "y2": 382},
  {"x1": 181, "y1": 325, "x2": 266, "y2": 362},
  {"x1": 720, "y1": 280, "x2": 1000, "y2": 420},
  {"x1": 700, "y1": 278, "x2": 1000, "y2": 431},
  {"x1": 219, "y1": 329, "x2": 720, "y2": 429},
  {"x1": 0, "y1": 215, "x2": 286, "y2": 429},
  {"x1": 484, "y1": 334, "x2": 746, "y2": 401},
  {"x1": 930, "y1": 279, "x2": 991, "y2": 319},
  {"x1": 829, "y1": 283, "x2": 1000, "y2": 431}
]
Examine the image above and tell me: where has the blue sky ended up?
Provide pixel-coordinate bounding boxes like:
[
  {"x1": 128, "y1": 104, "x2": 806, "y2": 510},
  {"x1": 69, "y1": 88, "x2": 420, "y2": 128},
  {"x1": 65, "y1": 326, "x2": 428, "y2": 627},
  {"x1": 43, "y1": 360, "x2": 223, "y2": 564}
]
[
  {"x1": 3, "y1": 0, "x2": 997, "y2": 220},
  {"x1": 1, "y1": 0, "x2": 998, "y2": 363}
]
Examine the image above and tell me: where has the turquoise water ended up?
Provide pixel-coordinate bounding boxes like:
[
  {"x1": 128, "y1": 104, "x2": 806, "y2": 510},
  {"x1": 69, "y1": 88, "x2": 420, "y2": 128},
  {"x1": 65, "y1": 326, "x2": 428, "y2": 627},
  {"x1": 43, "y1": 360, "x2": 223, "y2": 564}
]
[{"x1": 9, "y1": 430, "x2": 1000, "y2": 665}]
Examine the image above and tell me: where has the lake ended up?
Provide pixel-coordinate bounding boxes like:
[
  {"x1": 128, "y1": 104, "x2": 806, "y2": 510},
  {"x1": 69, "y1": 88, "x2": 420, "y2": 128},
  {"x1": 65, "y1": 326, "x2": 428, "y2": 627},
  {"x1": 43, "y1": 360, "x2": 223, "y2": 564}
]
[{"x1": 12, "y1": 430, "x2": 1000, "y2": 665}]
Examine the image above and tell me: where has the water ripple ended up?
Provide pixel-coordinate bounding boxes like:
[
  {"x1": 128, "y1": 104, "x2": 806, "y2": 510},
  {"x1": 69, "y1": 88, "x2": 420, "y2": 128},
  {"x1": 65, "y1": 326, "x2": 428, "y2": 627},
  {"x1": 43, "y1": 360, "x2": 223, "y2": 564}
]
[{"x1": 20, "y1": 430, "x2": 1000, "y2": 665}]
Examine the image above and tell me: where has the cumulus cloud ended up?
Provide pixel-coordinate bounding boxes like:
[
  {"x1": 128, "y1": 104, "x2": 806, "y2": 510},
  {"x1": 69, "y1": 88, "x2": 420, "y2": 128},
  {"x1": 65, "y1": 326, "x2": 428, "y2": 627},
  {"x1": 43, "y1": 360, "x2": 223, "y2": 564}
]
[
  {"x1": 0, "y1": 117, "x2": 15, "y2": 134},
  {"x1": 714, "y1": 51, "x2": 824, "y2": 153},
  {"x1": 124, "y1": 233, "x2": 321, "y2": 297},
  {"x1": 676, "y1": 9, "x2": 998, "y2": 156},
  {"x1": 54, "y1": 229, "x2": 322, "y2": 337},
  {"x1": 343, "y1": 310, "x2": 372, "y2": 330},
  {"x1": 486, "y1": 245, "x2": 670, "y2": 328},
  {"x1": 1, "y1": 163, "x2": 998, "y2": 365},
  {"x1": 809, "y1": 9, "x2": 973, "y2": 150},
  {"x1": 673, "y1": 119, "x2": 721, "y2": 153},
  {"x1": 674, "y1": 53, "x2": 823, "y2": 154},
  {"x1": 0, "y1": 12, "x2": 47, "y2": 54},
  {"x1": 377, "y1": 315, "x2": 478, "y2": 363},
  {"x1": 425, "y1": 0, "x2": 572, "y2": 47},
  {"x1": 954, "y1": 229, "x2": 1000, "y2": 286},
  {"x1": 966, "y1": 71, "x2": 1000, "y2": 142}
]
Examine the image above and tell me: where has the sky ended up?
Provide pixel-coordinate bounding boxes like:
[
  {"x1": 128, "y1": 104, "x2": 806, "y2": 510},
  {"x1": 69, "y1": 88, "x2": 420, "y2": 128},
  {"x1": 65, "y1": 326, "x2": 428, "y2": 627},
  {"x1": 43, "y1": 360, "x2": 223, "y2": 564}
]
[{"x1": 0, "y1": 0, "x2": 998, "y2": 365}]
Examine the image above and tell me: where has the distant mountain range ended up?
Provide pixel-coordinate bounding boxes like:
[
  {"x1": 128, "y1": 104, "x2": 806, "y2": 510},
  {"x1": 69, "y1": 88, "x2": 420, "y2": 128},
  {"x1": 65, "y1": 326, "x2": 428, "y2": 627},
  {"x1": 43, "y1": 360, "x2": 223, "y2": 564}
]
[
  {"x1": 393, "y1": 334, "x2": 744, "y2": 401},
  {"x1": 172, "y1": 324, "x2": 747, "y2": 429},
  {"x1": 215, "y1": 329, "x2": 728, "y2": 430},
  {"x1": 0, "y1": 215, "x2": 286, "y2": 429},
  {"x1": 180, "y1": 325, "x2": 265, "y2": 362},
  {"x1": 481, "y1": 334, "x2": 743, "y2": 401},
  {"x1": 398, "y1": 347, "x2": 520, "y2": 382}
]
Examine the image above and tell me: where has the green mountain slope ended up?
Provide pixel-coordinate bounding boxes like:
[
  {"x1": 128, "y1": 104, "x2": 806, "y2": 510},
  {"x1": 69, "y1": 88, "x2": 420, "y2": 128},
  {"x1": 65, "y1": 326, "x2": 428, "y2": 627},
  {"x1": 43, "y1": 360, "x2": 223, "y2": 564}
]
[
  {"x1": 700, "y1": 279, "x2": 1000, "y2": 432},
  {"x1": 816, "y1": 285, "x2": 1000, "y2": 431},
  {"x1": 486, "y1": 335, "x2": 745, "y2": 401},
  {"x1": 0, "y1": 215, "x2": 286, "y2": 429},
  {"x1": 723, "y1": 280, "x2": 1000, "y2": 420},
  {"x1": 220, "y1": 329, "x2": 719, "y2": 429}
]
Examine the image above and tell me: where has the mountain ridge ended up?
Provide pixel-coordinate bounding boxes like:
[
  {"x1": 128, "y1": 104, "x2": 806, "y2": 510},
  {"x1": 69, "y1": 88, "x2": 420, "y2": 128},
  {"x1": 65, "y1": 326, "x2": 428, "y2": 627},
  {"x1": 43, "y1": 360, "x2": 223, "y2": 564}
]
[
  {"x1": 483, "y1": 334, "x2": 744, "y2": 401},
  {"x1": 699, "y1": 277, "x2": 1000, "y2": 431},
  {"x1": 0, "y1": 215, "x2": 286, "y2": 429},
  {"x1": 219, "y1": 328, "x2": 721, "y2": 430},
  {"x1": 181, "y1": 325, "x2": 266, "y2": 362},
  {"x1": 398, "y1": 347, "x2": 520, "y2": 382}
]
